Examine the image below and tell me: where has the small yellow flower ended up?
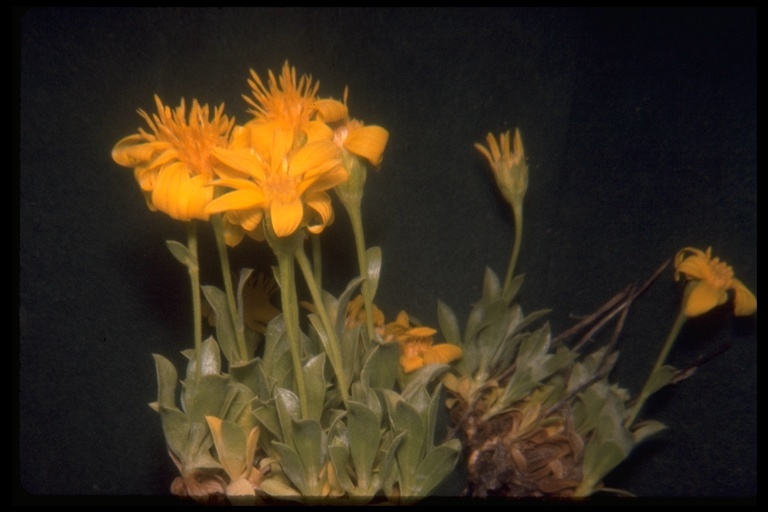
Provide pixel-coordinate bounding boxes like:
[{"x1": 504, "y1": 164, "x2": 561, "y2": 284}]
[
  {"x1": 674, "y1": 246, "x2": 756, "y2": 317},
  {"x1": 112, "y1": 95, "x2": 234, "y2": 221},
  {"x1": 474, "y1": 129, "x2": 528, "y2": 208},
  {"x1": 383, "y1": 311, "x2": 463, "y2": 373}
]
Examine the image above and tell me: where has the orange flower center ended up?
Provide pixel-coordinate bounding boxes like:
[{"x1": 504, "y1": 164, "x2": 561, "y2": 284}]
[{"x1": 262, "y1": 171, "x2": 299, "y2": 204}]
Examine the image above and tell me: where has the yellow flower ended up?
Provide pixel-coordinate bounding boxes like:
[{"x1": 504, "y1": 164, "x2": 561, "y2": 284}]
[
  {"x1": 383, "y1": 311, "x2": 463, "y2": 373},
  {"x1": 205, "y1": 137, "x2": 346, "y2": 238},
  {"x1": 242, "y1": 61, "x2": 334, "y2": 156},
  {"x1": 474, "y1": 129, "x2": 528, "y2": 208},
  {"x1": 674, "y1": 246, "x2": 756, "y2": 317},
  {"x1": 112, "y1": 95, "x2": 234, "y2": 221}
]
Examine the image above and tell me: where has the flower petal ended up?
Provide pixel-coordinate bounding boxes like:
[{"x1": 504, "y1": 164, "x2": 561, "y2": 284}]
[
  {"x1": 304, "y1": 192, "x2": 334, "y2": 234},
  {"x1": 270, "y1": 198, "x2": 303, "y2": 237},
  {"x1": 684, "y1": 281, "x2": 728, "y2": 317},
  {"x1": 212, "y1": 147, "x2": 267, "y2": 181},
  {"x1": 731, "y1": 278, "x2": 757, "y2": 316},
  {"x1": 206, "y1": 189, "x2": 266, "y2": 214},
  {"x1": 427, "y1": 343, "x2": 463, "y2": 365},
  {"x1": 314, "y1": 99, "x2": 348, "y2": 123},
  {"x1": 345, "y1": 125, "x2": 389, "y2": 167}
]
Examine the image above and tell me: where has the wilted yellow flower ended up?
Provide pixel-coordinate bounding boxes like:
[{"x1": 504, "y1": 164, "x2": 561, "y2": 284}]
[
  {"x1": 112, "y1": 95, "x2": 234, "y2": 221},
  {"x1": 384, "y1": 311, "x2": 463, "y2": 373},
  {"x1": 674, "y1": 246, "x2": 756, "y2": 317},
  {"x1": 205, "y1": 137, "x2": 346, "y2": 238},
  {"x1": 474, "y1": 129, "x2": 528, "y2": 208}
]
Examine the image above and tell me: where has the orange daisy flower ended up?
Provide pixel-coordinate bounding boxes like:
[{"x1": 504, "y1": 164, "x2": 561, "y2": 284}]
[{"x1": 112, "y1": 95, "x2": 234, "y2": 221}]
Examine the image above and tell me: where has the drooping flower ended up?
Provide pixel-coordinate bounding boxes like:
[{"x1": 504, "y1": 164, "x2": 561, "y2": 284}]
[
  {"x1": 345, "y1": 294, "x2": 385, "y2": 331},
  {"x1": 474, "y1": 129, "x2": 528, "y2": 209},
  {"x1": 112, "y1": 95, "x2": 234, "y2": 221},
  {"x1": 383, "y1": 311, "x2": 463, "y2": 373},
  {"x1": 205, "y1": 137, "x2": 346, "y2": 238},
  {"x1": 674, "y1": 246, "x2": 756, "y2": 317}
]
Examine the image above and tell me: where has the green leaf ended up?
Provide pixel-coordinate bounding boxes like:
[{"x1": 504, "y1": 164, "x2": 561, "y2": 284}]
[
  {"x1": 166, "y1": 240, "x2": 198, "y2": 269},
  {"x1": 365, "y1": 246, "x2": 382, "y2": 302},
  {"x1": 230, "y1": 357, "x2": 271, "y2": 399},
  {"x1": 303, "y1": 353, "x2": 327, "y2": 422},
  {"x1": 334, "y1": 276, "x2": 366, "y2": 338},
  {"x1": 291, "y1": 418, "x2": 326, "y2": 494},
  {"x1": 360, "y1": 342, "x2": 400, "y2": 390},
  {"x1": 645, "y1": 364, "x2": 678, "y2": 396},
  {"x1": 632, "y1": 419, "x2": 667, "y2": 445},
  {"x1": 260, "y1": 475, "x2": 302, "y2": 501},
  {"x1": 272, "y1": 442, "x2": 307, "y2": 495},
  {"x1": 201, "y1": 285, "x2": 239, "y2": 365},
  {"x1": 205, "y1": 416, "x2": 248, "y2": 480},
  {"x1": 183, "y1": 374, "x2": 231, "y2": 422},
  {"x1": 400, "y1": 364, "x2": 450, "y2": 403},
  {"x1": 274, "y1": 387, "x2": 301, "y2": 440},
  {"x1": 347, "y1": 401, "x2": 382, "y2": 487},
  {"x1": 502, "y1": 273, "x2": 525, "y2": 304},
  {"x1": 436, "y1": 300, "x2": 461, "y2": 347},
  {"x1": 408, "y1": 439, "x2": 461, "y2": 499},
  {"x1": 481, "y1": 267, "x2": 501, "y2": 302},
  {"x1": 151, "y1": 354, "x2": 178, "y2": 410}
]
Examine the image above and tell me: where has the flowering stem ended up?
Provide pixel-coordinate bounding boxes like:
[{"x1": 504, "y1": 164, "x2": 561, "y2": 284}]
[
  {"x1": 503, "y1": 202, "x2": 523, "y2": 296},
  {"x1": 210, "y1": 214, "x2": 248, "y2": 363},
  {"x1": 311, "y1": 234, "x2": 323, "y2": 293},
  {"x1": 295, "y1": 244, "x2": 350, "y2": 403},
  {"x1": 267, "y1": 224, "x2": 310, "y2": 420},
  {"x1": 346, "y1": 200, "x2": 376, "y2": 342},
  {"x1": 625, "y1": 308, "x2": 688, "y2": 428},
  {"x1": 186, "y1": 221, "x2": 202, "y2": 381}
]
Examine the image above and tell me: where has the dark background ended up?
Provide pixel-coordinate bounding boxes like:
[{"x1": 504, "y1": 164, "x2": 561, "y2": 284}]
[{"x1": 18, "y1": 7, "x2": 756, "y2": 502}]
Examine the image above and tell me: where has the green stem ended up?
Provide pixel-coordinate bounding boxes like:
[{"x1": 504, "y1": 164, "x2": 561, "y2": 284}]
[
  {"x1": 625, "y1": 309, "x2": 688, "y2": 427},
  {"x1": 346, "y1": 200, "x2": 376, "y2": 342},
  {"x1": 311, "y1": 233, "x2": 323, "y2": 293},
  {"x1": 503, "y1": 203, "x2": 523, "y2": 296},
  {"x1": 273, "y1": 241, "x2": 311, "y2": 419},
  {"x1": 210, "y1": 214, "x2": 248, "y2": 363},
  {"x1": 185, "y1": 221, "x2": 202, "y2": 381},
  {"x1": 295, "y1": 244, "x2": 350, "y2": 402}
]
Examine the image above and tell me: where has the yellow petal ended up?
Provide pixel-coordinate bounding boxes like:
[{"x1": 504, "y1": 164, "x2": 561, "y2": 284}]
[
  {"x1": 185, "y1": 174, "x2": 214, "y2": 221},
  {"x1": 289, "y1": 140, "x2": 341, "y2": 178},
  {"x1": 212, "y1": 147, "x2": 266, "y2": 181},
  {"x1": 206, "y1": 189, "x2": 266, "y2": 214},
  {"x1": 298, "y1": 165, "x2": 348, "y2": 196},
  {"x1": 732, "y1": 278, "x2": 757, "y2": 316},
  {"x1": 304, "y1": 192, "x2": 334, "y2": 234},
  {"x1": 345, "y1": 125, "x2": 389, "y2": 167},
  {"x1": 313, "y1": 99, "x2": 348, "y2": 123},
  {"x1": 303, "y1": 120, "x2": 334, "y2": 143},
  {"x1": 270, "y1": 198, "x2": 303, "y2": 237},
  {"x1": 675, "y1": 253, "x2": 711, "y2": 281},
  {"x1": 400, "y1": 355, "x2": 424, "y2": 373},
  {"x1": 684, "y1": 281, "x2": 728, "y2": 317},
  {"x1": 152, "y1": 162, "x2": 189, "y2": 221},
  {"x1": 428, "y1": 343, "x2": 463, "y2": 365},
  {"x1": 407, "y1": 326, "x2": 437, "y2": 337}
]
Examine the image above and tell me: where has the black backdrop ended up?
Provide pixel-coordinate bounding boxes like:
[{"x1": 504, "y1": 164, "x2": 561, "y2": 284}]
[{"x1": 18, "y1": 7, "x2": 756, "y2": 502}]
